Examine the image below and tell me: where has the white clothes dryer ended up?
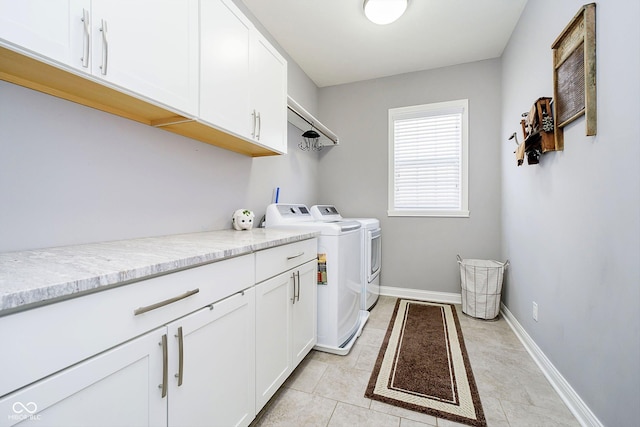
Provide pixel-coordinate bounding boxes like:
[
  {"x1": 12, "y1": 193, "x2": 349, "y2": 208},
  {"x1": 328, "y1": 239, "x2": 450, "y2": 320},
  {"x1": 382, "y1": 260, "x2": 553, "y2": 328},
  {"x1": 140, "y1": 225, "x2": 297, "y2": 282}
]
[
  {"x1": 265, "y1": 203, "x2": 369, "y2": 355},
  {"x1": 311, "y1": 205, "x2": 381, "y2": 311}
]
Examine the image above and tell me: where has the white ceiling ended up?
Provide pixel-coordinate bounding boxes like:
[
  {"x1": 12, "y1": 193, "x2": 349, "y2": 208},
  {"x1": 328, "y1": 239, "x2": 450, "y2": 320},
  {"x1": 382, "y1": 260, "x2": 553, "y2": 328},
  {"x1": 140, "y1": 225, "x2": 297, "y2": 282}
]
[{"x1": 241, "y1": 0, "x2": 528, "y2": 88}]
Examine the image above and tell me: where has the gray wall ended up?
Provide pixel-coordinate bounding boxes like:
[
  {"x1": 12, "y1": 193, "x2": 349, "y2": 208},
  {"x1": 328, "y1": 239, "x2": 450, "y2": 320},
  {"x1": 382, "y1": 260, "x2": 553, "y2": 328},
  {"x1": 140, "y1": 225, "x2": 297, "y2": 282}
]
[
  {"x1": 2, "y1": 2, "x2": 638, "y2": 424},
  {"x1": 317, "y1": 59, "x2": 503, "y2": 293},
  {"x1": 0, "y1": 56, "x2": 320, "y2": 252},
  {"x1": 500, "y1": 1, "x2": 640, "y2": 425}
]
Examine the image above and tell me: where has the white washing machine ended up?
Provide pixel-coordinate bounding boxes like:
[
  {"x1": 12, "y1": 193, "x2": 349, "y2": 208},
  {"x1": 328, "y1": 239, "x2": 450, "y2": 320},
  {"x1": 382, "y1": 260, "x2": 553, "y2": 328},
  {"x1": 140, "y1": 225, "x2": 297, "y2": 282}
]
[
  {"x1": 265, "y1": 203, "x2": 369, "y2": 355},
  {"x1": 311, "y1": 205, "x2": 381, "y2": 311}
]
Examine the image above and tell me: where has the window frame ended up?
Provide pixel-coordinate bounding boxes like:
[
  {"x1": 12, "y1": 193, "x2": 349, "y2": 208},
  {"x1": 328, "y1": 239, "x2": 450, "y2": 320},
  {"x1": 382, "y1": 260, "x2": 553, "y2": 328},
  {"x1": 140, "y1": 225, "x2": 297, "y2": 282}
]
[{"x1": 387, "y1": 99, "x2": 469, "y2": 218}]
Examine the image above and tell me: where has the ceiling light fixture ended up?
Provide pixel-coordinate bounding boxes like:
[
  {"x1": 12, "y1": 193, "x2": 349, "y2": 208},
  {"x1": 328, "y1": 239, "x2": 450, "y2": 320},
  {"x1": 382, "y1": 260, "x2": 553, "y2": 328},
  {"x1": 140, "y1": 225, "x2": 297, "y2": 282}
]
[{"x1": 363, "y1": 0, "x2": 408, "y2": 25}]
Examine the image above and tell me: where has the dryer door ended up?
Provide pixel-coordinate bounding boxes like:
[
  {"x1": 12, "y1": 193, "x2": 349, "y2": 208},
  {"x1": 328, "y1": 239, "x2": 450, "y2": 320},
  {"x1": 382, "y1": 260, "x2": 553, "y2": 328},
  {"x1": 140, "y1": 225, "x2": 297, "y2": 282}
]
[{"x1": 368, "y1": 228, "x2": 381, "y2": 282}]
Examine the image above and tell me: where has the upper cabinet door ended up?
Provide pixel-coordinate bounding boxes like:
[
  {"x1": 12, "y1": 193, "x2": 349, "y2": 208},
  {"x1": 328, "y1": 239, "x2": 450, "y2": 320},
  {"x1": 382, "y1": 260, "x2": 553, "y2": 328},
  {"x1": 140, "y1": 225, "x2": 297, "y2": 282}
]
[
  {"x1": 90, "y1": 0, "x2": 199, "y2": 116},
  {"x1": 200, "y1": 0, "x2": 252, "y2": 139},
  {"x1": 250, "y1": 31, "x2": 287, "y2": 154},
  {"x1": 200, "y1": 0, "x2": 287, "y2": 153},
  {"x1": 0, "y1": 0, "x2": 89, "y2": 70}
]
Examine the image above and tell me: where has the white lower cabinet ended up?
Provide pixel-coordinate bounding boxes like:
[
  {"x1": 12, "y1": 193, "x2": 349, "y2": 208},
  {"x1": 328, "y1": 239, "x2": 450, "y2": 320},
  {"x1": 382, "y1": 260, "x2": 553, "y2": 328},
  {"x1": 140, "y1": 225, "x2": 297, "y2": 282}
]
[
  {"x1": 0, "y1": 238, "x2": 317, "y2": 427},
  {"x1": 291, "y1": 261, "x2": 317, "y2": 367},
  {"x1": 0, "y1": 328, "x2": 167, "y2": 427},
  {"x1": 0, "y1": 289, "x2": 256, "y2": 427},
  {"x1": 255, "y1": 258, "x2": 317, "y2": 410},
  {"x1": 255, "y1": 270, "x2": 292, "y2": 410},
  {"x1": 167, "y1": 288, "x2": 255, "y2": 427}
]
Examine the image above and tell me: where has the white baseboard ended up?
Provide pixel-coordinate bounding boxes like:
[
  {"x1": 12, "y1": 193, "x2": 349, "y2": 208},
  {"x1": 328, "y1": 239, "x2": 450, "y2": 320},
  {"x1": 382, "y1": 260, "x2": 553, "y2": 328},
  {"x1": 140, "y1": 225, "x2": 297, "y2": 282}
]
[
  {"x1": 379, "y1": 285, "x2": 461, "y2": 304},
  {"x1": 500, "y1": 303, "x2": 603, "y2": 427}
]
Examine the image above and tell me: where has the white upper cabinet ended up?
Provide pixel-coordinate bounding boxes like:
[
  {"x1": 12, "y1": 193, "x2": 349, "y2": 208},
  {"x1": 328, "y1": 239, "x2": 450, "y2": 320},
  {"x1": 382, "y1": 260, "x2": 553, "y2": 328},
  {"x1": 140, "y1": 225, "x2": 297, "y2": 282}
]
[
  {"x1": 0, "y1": 0, "x2": 286, "y2": 156},
  {"x1": 200, "y1": 0, "x2": 287, "y2": 154},
  {"x1": 0, "y1": 0, "x2": 199, "y2": 116},
  {"x1": 250, "y1": 31, "x2": 287, "y2": 154},
  {"x1": 90, "y1": 0, "x2": 199, "y2": 116},
  {"x1": 200, "y1": 0, "x2": 252, "y2": 140},
  {"x1": 0, "y1": 0, "x2": 89, "y2": 68}
]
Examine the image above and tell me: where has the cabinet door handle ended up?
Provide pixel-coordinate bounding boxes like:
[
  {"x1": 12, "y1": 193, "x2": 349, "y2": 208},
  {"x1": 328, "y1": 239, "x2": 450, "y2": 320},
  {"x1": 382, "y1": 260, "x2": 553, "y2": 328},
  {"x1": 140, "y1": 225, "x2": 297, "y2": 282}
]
[
  {"x1": 291, "y1": 270, "x2": 300, "y2": 303},
  {"x1": 160, "y1": 334, "x2": 168, "y2": 398},
  {"x1": 99, "y1": 19, "x2": 108, "y2": 75},
  {"x1": 256, "y1": 111, "x2": 262, "y2": 140},
  {"x1": 175, "y1": 326, "x2": 184, "y2": 386},
  {"x1": 286, "y1": 252, "x2": 304, "y2": 260},
  {"x1": 134, "y1": 289, "x2": 200, "y2": 315},
  {"x1": 251, "y1": 110, "x2": 257, "y2": 138},
  {"x1": 291, "y1": 271, "x2": 296, "y2": 305},
  {"x1": 81, "y1": 9, "x2": 90, "y2": 68}
]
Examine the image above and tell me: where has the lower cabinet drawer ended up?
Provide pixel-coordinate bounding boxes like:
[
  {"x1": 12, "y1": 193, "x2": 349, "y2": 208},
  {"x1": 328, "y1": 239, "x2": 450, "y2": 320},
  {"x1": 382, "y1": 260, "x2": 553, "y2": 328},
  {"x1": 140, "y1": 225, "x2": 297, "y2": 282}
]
[
  {"x1": 255, "y1": 238, "x2": 317, "y2": 283},
  {"x1": 0, "y1": 254, "x2": 254, "y2": 397}
]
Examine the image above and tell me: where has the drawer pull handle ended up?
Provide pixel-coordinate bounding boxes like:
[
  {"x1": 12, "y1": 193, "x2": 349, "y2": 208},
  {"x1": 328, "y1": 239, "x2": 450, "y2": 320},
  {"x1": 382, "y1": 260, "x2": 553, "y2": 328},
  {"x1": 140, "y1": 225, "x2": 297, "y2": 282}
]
[
  {"x1": 286, "y1": 252, "x2": 304, "y2": 260},
  {"x1": 134, "y1": 289, "x2": 200, "y2": 315}
]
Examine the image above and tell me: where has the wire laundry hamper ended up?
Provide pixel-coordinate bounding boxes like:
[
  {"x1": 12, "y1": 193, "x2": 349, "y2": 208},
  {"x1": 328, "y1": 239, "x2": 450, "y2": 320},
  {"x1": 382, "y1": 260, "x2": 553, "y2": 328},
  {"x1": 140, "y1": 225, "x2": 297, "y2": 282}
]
[{"x1": 457, "y1": 255, "x2": 509, "y2": 320}]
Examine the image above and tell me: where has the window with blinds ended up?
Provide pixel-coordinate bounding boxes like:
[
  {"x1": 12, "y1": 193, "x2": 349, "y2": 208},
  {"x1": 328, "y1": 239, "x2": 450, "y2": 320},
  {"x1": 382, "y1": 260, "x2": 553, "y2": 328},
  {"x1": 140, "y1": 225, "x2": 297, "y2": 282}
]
[{"x1": 388, "y1": 99, "x2": 469, "y2": 217}]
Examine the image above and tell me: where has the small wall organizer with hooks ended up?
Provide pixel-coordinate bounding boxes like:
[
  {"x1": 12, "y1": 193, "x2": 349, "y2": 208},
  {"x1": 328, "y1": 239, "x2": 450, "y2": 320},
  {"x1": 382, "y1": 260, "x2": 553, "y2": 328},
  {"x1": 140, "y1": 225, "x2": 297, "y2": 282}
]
[
  {"x1": 287, "y1": 96, "x2": 339, "y2": 151},
  {"x1": 512, "y1": 97, "x2": 560, "y2": 166}
]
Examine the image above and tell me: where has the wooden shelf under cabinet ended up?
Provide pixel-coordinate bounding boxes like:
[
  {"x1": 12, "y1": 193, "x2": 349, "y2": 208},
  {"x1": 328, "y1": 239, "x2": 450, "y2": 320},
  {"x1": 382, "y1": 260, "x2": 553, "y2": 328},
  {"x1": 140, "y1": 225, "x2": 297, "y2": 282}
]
[{"x1": 0, "y1": 46, "x2": 278, "y2": 157}]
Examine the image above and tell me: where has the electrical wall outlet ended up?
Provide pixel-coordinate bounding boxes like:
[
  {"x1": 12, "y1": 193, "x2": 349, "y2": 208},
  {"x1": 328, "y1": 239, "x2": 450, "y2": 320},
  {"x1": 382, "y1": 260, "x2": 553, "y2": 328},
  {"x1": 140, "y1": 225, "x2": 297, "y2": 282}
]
[{"x1": 532, "y1": 302, "x2": 538, "y2": 321}]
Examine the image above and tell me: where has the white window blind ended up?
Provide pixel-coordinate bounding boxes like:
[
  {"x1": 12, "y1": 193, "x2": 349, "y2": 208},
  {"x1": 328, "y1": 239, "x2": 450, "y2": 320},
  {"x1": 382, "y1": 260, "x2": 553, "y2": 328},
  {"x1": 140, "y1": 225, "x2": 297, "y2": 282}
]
[{"x1": 388, "y1": 100, "x2": 469, "y2": 217}]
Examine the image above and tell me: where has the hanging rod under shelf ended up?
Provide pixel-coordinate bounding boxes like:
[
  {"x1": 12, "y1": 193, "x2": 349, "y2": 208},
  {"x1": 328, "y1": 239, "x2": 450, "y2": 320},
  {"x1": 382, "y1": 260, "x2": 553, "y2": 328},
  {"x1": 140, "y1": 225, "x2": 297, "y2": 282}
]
[{"x1": 287, "y1": 96, "x2": 339, "y2": 146}]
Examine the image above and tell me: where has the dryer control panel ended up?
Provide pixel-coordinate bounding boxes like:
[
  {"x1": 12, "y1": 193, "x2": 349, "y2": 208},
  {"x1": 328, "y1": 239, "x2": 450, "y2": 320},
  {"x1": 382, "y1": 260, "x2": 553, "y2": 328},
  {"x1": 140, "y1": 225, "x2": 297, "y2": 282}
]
[{"x1": 310, "y1": 205, "x2": 341, "y2": 221}]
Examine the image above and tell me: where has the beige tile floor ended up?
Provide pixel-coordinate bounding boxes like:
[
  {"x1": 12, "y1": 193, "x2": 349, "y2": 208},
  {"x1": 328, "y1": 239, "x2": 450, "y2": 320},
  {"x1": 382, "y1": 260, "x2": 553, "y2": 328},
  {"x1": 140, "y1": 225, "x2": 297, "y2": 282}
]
[{"x1": 251, "y1": 296, "x2": 581, "y2": 427}]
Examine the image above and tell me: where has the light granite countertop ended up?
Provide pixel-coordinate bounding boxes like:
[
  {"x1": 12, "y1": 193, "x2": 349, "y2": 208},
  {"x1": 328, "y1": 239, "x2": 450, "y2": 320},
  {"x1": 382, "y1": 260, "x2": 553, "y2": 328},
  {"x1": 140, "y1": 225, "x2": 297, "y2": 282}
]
[{"x1": 0, "y1": 228, "x2": 318, "y2": 315}]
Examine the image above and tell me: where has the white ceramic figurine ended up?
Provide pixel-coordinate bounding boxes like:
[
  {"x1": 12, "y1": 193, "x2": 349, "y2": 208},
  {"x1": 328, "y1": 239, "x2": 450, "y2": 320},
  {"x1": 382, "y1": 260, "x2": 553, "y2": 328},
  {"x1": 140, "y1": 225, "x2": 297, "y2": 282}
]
[{"x1": 232, "y1": 209, "x2": 255, "y2": 231}]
